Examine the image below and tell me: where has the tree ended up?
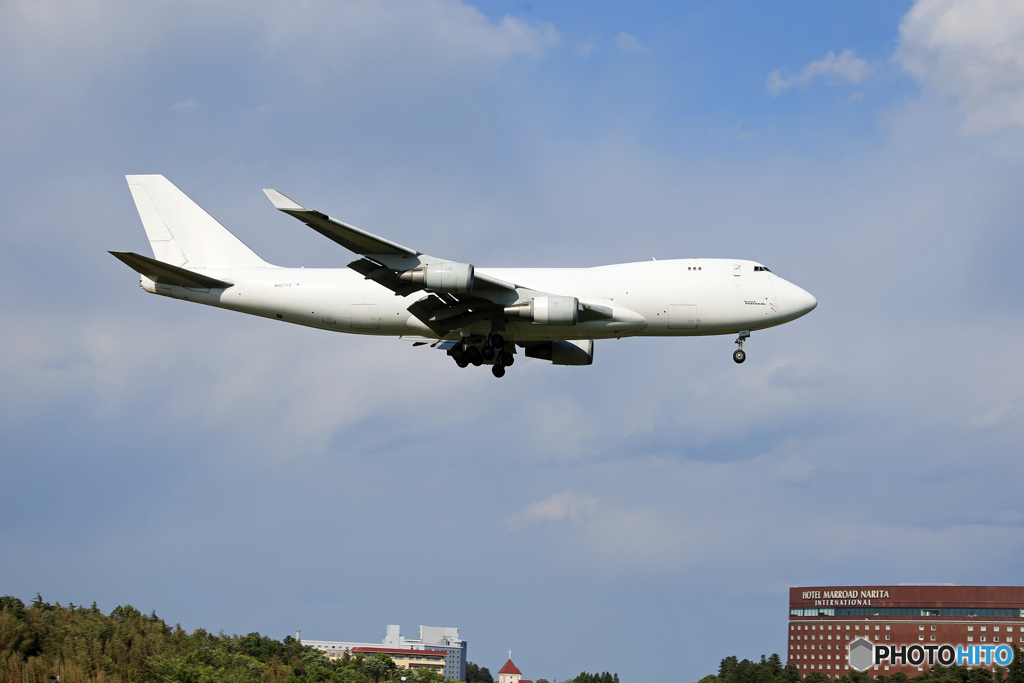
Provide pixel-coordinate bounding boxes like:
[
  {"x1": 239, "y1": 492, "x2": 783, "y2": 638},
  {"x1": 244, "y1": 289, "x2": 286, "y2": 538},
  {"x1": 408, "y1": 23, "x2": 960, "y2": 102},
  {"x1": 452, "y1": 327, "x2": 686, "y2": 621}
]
[
  {"x1": 969, "y1": 667, "x2": 994, "y2": 683},
  {"x1": 361, "y1": 653, "x2": 399, "y2": 683},
  {"x1": 1008, "y1": 646, "x2": 1024, "y2": 683},
  {"x1": 466, "y1": 663, "x2": 493, "y2": 683},
  {"x1": 411, "y1": 668, "x2": 445, "y2": 683}
]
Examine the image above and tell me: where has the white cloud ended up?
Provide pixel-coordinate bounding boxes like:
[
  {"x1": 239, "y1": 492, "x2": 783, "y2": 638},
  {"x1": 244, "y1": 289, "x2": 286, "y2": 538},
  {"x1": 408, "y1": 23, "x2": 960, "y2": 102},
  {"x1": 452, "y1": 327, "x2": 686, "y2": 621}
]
[
  {"x1": 171, "y1": 99, "x2": 198, "y2": 111},
  {"x1": 896, "y1": 0, "x2": 1024, "y2": 133},
  {"x1": 258, "y1": 0, "x2": 560, "y2": 86},
  {"x1": 575, "y1": 39, "x2": 598, "y2": 57},
  {"x1": 0, "y1": 0, "x2": 560, "y2": 96},
  {"x1": 614, "y1": 32, "x2": 649, "y2": 54},
  {"x1": 508, "y1": 491, "x2": 599, "y2": 528},
  {"x1": 767, "y1": 49, "x2": 871, "y2": 96}
]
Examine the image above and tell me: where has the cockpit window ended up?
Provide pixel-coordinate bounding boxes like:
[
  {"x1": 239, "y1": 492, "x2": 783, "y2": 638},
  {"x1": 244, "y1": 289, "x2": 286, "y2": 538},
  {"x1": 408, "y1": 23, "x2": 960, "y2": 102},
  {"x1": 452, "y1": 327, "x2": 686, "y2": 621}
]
[{"x1": 754, "y1": 266, "x2": 772, "y2": 272}]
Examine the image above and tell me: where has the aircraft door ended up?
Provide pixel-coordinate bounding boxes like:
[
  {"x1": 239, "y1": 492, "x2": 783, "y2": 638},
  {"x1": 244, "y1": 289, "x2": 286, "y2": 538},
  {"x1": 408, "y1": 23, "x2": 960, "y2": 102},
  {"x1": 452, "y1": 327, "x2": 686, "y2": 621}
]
[
  {"x1": 351, "y1": 304, "x2": 380, "y2": 329},
  {"x1": 668, "y1": 304, "x2": 698, "y2": 329}
]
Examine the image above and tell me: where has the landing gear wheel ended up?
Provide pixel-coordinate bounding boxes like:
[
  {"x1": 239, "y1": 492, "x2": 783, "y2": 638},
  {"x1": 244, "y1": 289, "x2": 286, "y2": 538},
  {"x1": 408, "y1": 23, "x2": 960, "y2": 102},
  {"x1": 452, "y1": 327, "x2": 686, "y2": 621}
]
[
  {"x1": 492, "y1": 364, "x2": 506, "y2": 378},
  {"x1": 481, "y1": 345, "x2": 496, "y2": 361},
  {"x1": 733, "y1": 349, "x2": 746, "y2": 364},
  {"x1": 450, "y1": 346, "x2": 464, "y2": 359},
  {"x1": 489, "y1": 333, "x2": 505, "y2": 348},
  {"x1": 467, "y1": 346, "x2": 482, "y2": 366},
  {"x1": 501, "y1": 352, "x2": 514, "y2": 366},
  {"x1": 456, "y1": 357, "x2": 469, "y2": 368}
]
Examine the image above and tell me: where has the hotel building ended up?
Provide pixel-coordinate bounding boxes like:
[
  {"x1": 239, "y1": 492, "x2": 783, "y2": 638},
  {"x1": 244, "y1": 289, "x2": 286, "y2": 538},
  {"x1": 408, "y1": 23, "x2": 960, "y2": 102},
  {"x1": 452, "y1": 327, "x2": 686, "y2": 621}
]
[{"x1": 789, "y1": 585, "x2": 1024, "y2": 678}]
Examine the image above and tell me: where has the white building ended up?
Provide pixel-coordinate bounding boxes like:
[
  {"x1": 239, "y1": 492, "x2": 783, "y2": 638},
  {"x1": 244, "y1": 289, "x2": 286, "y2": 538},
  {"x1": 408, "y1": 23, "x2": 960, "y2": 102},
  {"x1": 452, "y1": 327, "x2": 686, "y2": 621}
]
[
  {"x1": 385, "y1": 625, "x2": 467, "y2": 681},
  {"x1": 304, "y1": 625, "x2": 467, "y2": 681}
]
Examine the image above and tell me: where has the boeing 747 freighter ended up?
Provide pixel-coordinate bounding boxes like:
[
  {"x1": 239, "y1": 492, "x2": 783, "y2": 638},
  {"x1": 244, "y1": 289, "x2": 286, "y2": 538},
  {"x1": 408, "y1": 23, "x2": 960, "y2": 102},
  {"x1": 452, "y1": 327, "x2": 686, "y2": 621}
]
[{"x1": 111, "y1": 175, "x2": 816, "y2": 377}]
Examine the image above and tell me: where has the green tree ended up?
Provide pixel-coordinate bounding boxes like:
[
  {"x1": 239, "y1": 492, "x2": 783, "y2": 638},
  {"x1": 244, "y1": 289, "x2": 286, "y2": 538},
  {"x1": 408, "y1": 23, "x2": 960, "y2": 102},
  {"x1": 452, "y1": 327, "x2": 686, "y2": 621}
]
[
  {"x1": 360, "y1": 653, "x2": 398, "y2": 683},
  {"x1": 1008, "y1": 646, "x2": 1024, "y2": 683},
  {"x1": 466, "y1": 663, "x2": 493, "y2": 683},
  {"x1": 969, "y1": 668, "x2": 994, "y2": 683}
]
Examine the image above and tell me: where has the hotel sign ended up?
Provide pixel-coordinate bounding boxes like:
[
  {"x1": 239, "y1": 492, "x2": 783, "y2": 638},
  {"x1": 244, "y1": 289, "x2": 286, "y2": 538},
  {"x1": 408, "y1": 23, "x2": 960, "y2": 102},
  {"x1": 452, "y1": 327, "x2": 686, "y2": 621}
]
[{"x1": 801, "y1": 589, "x2": 891, "y2": 606}]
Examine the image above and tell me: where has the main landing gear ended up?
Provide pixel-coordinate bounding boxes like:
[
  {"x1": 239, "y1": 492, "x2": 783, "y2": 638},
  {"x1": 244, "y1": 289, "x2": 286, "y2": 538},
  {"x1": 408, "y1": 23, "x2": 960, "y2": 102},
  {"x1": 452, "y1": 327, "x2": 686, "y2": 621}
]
[
  {"x1": 448, "y1": 333, "x2": 515, "y2": 378},
  {"x1": 733, "y1": 330, "x2": 750, "y2": 364}
]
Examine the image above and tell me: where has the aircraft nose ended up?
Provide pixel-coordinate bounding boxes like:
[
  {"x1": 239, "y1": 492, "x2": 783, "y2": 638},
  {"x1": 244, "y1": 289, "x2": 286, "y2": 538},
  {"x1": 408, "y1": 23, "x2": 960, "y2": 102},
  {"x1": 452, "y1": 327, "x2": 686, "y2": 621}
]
[{"x1": 774, "y1": 279, "x2": 816, "y2": 320}]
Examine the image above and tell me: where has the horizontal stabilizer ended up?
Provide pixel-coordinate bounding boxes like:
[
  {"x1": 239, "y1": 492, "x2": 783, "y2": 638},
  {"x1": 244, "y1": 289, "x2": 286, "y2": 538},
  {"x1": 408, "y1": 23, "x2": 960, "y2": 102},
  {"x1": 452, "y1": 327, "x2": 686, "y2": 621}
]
[{"x1": 109, "y1": 251, "x2": 233, "y2": 289}]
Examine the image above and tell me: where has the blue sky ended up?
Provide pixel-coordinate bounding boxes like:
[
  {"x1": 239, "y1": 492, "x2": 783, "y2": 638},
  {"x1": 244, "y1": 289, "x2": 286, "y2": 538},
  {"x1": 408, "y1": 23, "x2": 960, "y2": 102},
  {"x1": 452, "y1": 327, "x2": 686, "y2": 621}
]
[{"x1": 3, "y1": 1, "x2": 1024, "y2": 682}]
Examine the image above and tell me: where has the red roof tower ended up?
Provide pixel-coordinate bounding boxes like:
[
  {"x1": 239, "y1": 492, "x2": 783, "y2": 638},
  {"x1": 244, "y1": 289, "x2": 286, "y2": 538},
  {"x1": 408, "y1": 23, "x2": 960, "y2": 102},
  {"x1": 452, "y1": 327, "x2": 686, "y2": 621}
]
[{"x1": 499, "y1": 661, "x2": 522, "y2": 676}]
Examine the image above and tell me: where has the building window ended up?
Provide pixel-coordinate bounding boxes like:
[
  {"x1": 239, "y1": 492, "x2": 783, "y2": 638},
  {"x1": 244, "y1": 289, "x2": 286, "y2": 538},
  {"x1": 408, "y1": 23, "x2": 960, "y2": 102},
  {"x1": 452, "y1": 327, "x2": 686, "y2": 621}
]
[
  {"x1": 931, "y1": 625, "x2": 937, "y2": 631},
  {"x1": 875, "y1": 636, "x2": 879, "y2": 641},
  {"x1": 981, "y1": 637, "x2": 987, "y2": 642},
  {"x1": 919, "y1": 636, "x2": 924, "y2": 641},
  {"x1": 982, "y1": 627, "x2": 987, "y2": 632},
  {"x1": 968, "y1": 627, "x2": 974, "y2": 631},
  {"x1": 855, "y1": 626, "x2": 860, "y2": 630},
  {"x1": 994, "y1": 627, "x2": 1000, "y2": 632},
  {"x1": 931, "y1": 636, "x2": 936, "y2": 641},
  {"x1": 886, "y1": 636, "x2": 890, "y2": 641},
  {"x1": 875, "y1": 626, "x2": 880, "y2": 630},
  {"x1": 994, "y1": 638, "x2": 1000, "y2": 642},
  {"x1": 886, "y1": 625, "x2": 891, "y2": 630},
  {"x1": 919, "y1": 626, "x2": 925, "y2": 631},
  {"x1": 968, "y1": 637, "x2": 973, "y2": 642}
]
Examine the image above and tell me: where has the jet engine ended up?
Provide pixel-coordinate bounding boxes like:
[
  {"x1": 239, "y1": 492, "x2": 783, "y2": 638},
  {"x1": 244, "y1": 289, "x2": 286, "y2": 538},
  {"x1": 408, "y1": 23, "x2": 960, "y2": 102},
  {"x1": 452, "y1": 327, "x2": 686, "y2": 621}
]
[
  {"x1": 523, "y1": 339, "x2": 594, "y2": 366},
  {"x1": 399, "y1": 261, "x2": 474, "y2": 293},
  {"x1": 504, "y1": 296, "x2": 579, "y2": 325}
]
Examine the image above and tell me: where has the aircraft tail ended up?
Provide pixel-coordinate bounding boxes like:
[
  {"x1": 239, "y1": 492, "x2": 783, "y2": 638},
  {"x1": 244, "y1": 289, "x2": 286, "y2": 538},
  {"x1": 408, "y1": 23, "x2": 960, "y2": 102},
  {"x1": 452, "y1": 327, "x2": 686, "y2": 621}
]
[{"x1": 125, "y1": 175, "x2": 268, "y2": 269}]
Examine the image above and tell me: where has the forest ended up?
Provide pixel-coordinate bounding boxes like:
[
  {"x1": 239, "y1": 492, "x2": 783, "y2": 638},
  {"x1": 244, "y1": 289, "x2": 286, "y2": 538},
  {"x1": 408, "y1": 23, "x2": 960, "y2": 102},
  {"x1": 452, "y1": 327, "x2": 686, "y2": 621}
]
[
  {"x1": 0, "y1": 595, "x2": 618, "y2": 683},
  {"x1": 0, "y1": 595, "x2": 445, "y2": 683}
]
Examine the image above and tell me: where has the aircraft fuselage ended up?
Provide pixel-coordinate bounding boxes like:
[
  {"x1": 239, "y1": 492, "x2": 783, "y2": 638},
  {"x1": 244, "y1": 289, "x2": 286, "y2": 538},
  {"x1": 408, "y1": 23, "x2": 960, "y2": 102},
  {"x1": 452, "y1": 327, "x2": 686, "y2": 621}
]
[{"x1": 140, "y1": 257, "x2": 816, "y2": 341}]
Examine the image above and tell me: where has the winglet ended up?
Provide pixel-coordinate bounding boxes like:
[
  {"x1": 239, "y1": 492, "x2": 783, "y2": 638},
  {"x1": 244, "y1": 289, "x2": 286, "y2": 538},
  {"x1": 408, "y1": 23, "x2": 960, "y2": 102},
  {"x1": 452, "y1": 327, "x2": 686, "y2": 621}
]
[{"x1": 263, "y1": 188, "x2": 306, "y2": 212}]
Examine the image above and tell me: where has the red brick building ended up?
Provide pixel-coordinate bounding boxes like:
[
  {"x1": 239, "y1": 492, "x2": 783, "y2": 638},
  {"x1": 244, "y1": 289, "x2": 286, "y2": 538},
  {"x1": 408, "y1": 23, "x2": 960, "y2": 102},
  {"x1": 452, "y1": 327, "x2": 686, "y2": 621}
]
[{"x1": 788, "y1": 586, "x2": 1024, "y2": 678}]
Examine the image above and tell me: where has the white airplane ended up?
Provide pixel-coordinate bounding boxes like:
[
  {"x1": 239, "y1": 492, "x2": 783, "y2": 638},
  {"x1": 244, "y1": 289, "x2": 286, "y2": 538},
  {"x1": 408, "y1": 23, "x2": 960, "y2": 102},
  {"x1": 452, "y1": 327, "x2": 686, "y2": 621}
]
[{"x1": 111, "y1": 175, "x2": 817, "y2": 377}]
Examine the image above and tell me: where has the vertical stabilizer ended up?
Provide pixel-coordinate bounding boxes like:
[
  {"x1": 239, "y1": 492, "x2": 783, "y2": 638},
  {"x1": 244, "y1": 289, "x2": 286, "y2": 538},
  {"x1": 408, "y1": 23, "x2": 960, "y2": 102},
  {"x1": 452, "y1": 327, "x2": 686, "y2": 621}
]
[{"x1": 126, "y1": 175, "x2": 267, "y2": 269}]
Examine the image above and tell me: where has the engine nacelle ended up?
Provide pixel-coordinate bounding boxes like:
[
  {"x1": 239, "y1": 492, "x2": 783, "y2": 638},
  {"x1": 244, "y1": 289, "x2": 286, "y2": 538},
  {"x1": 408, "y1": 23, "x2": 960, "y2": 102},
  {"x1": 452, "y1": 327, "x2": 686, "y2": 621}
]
[
  {"x1": 524, "y1": 339, "x2": 594, "y2": 366},
  {"x1": 399, "y1": 261, "x2": 474, "y2": 293},
  {"x1": 504, "y1": 296, "x2": 579, "y2": 325}
]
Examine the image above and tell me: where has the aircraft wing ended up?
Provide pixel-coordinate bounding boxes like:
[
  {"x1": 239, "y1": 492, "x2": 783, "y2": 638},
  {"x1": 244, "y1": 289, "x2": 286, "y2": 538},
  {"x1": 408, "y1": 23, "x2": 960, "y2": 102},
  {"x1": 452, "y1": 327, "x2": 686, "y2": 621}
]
[
  {"x1": 263, "y1": 189, "x2": 518, "y2": 293},
  {"x1": 264, "y1": 188, "x2": 537, "y2": 335},
  {"x1": 263, "y1": 189, "x2": 419, "y2": 258}
]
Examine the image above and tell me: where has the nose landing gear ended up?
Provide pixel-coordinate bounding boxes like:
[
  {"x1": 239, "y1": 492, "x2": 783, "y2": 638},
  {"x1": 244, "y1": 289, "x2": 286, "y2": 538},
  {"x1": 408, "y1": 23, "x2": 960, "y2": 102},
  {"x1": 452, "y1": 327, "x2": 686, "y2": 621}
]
[{"x1": 733, "y1": 330, "x2": 750, "y2": 364}]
